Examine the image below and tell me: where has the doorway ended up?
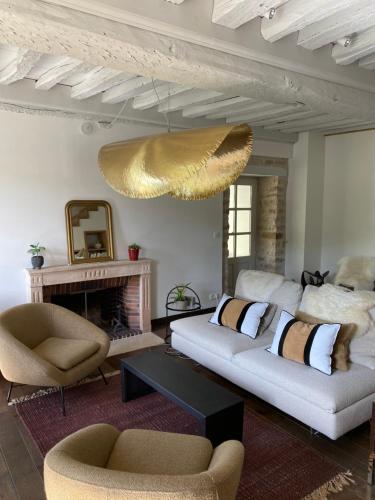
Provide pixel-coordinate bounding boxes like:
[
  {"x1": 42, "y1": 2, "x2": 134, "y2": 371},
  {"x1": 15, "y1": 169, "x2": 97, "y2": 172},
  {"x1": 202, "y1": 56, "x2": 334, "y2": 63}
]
[{"x1": 225, "y1": 177, "x2": 257, "y2": 295}]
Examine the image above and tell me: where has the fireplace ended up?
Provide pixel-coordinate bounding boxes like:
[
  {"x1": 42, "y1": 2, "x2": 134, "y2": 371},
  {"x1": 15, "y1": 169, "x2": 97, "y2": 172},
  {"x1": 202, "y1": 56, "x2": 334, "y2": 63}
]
[
  {"x1": 25, "y1": 260, "x2": 163, "y2": 355},
  {"x1": 43, "y1": 275, "x2": 141, "y2": 341}
]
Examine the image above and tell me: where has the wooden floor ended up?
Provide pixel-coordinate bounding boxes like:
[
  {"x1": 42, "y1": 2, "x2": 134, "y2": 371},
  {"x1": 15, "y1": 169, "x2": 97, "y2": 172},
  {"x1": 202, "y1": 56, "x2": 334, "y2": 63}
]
[{"x1": 0, "y1": 327, "x2": 374, "y2": 499}]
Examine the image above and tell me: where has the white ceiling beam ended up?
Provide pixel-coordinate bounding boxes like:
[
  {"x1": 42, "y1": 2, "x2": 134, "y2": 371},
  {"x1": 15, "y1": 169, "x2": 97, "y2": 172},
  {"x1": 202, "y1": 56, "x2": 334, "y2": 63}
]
[
  {"x1": 283, "y1": 118, "x2": 370, "y2": 133},
  {"x1": 0, "y1": 47, "x2": 41, "y2": 84},
  {"x1": 102, "y1": 77, "x2": 164, "y2": 104},
  {"x1": 132, "y1": 83, "x2": 191, "y2": 110},
  {"x1": 71, "y1": 67, "x2": 135, "y2": 100},
  {"x1": 182, "y1": 96, "x2": 252, "y2": 118},
  {"x1": 158, "y1": 89, "x2": 224, "y2": 112},
  {"x1": 226, "y1": 104, "x2": 304, "y2": 123},
  {"x1": 252, "y1": 110, "x2": 318, "y2": 127},
  {"x1": 298, "y1": 0, "x2": 375, "y2": 50},
  {"x1": 261, "y1": 0, "x2": 359, "y2": 43},
  {"x1": 333, "y1": 25, "x2": 375, "y2": 65},
  {"x1": 266, "y1": 114, "x2": 332, "y2": 130},
  {"x1": 2, "y1": 0, "x2": 375, "y2": 120},
  {"x1": 212, "y1": 0, "x2": 287, "y2": 29},
  {"x1": 35, "y1": 57, "x2": 90, "y2": 90},
  {"x1": 207, "y1": 101, "x2": 274, "y2": 120},
  {"x1": 359, "y1": 53, "x2": 375, "y2": 71},
  {"x1": 277, "y1": 116, "x2": 357, "y2": 133}
]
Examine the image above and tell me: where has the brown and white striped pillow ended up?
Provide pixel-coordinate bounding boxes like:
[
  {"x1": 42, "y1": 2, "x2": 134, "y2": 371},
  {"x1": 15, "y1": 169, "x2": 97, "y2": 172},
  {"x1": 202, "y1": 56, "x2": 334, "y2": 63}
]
[
  {"x1": 210, "y1": 293, "x2": 269, "y2": 339},
  {"x1": 268, "y1": 310, "x2": 341, "y2": 375}
]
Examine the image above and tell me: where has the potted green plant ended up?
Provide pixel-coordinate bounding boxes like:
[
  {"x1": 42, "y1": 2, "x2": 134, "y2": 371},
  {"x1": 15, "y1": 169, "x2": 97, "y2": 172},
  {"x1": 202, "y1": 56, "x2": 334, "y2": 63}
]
[
  {"x1": 28, "y1": 243, "x2": 46, "y2": 269},
  {"x1": 173, "y1": 283, "x2": 191, "y2": 310},
  {"x1": 128, "y1": 243, "x2": 141, "y2": 261}
]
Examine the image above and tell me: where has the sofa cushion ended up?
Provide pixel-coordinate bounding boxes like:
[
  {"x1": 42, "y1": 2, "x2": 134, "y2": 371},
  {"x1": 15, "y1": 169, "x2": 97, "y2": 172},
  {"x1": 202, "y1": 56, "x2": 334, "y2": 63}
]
[
  {"x1": 296, "y1": 311, "x2": 356, "y2": 371},
  {"x1": 34, "y1": 337, "x2": 100, "y2": 370},
  {"x1": 107, "y1": 429, "x2": 213, "y2": 475},
  {"x1": 210, "y1": 294, "x2": 269, "y2": 339},
  {"x1": 171, "y1": 313, "x2": 274, "y2": 361},
  {"x1": 233, "y1": 347, "x2": 375, "y2": 413},
  {"x1": 268, "y1": 280, "x2": 303, "y2": 332},
  {"x1": 268, "y1": 311, "x2": 340, "y2": 375},
  {"x1": 235, "y1": 270, "x2": 285, "y2": 302}
]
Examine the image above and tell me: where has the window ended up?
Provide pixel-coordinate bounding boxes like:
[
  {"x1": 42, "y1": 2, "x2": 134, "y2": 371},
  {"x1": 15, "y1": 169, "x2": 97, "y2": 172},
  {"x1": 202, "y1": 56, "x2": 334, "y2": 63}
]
[{"x1": 228, "y1": 183, "x2": 253, "y2": 259}]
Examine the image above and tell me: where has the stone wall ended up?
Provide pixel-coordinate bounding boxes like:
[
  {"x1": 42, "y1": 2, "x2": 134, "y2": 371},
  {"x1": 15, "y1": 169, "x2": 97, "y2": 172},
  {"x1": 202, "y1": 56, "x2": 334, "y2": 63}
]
[{"x1": 256, "y1": 175, "x2": 287, "y2": 274}]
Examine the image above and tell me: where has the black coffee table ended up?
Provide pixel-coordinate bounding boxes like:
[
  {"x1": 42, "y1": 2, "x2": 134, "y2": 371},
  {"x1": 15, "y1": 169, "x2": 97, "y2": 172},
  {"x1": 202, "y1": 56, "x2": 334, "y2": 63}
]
[{"x1": 120, "y1": 351, "x2": 244, "y2": 447}]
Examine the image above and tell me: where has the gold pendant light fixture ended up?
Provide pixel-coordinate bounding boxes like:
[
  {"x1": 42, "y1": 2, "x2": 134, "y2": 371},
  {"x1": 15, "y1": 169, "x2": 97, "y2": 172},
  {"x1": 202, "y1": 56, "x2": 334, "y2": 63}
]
[{"x1": 98, "y1": 123, "x2": 253, "y2": 200}]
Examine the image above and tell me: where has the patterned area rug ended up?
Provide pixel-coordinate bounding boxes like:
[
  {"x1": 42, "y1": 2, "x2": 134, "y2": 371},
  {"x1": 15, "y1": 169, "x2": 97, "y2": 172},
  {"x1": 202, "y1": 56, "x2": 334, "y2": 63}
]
[{"x1": 16, "y1": 375, "x2": 353, "y2": 500}]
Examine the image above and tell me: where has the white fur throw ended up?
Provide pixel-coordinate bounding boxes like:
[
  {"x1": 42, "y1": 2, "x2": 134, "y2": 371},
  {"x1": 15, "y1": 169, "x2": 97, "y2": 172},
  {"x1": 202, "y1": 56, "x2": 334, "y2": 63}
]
[
  {"x1": 299, "y1": 284, "x2": 375, "y2": 338},
  {"x1": 334, "y1": 256, "x2": 375, "y2": 291},
  {"x1": 235, "y1": 270, "x2": 285, "y2": 302}
]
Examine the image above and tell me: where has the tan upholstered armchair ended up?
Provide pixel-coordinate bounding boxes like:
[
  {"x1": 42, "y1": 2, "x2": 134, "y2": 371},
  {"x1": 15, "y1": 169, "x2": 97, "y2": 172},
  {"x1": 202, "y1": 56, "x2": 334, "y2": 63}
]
[
  {"x1": 44, "y1": 424, "x2": 244, "y2": 500},
  {"x1": 0, "y1": 303, "x2": 110, "y2": 414}
]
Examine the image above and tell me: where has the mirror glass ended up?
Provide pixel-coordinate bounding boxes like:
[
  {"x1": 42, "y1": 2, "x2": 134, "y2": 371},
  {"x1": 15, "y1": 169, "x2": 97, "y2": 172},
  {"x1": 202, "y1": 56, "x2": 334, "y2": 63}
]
[{"x1": 65, "y1": 200, "x2": 114, "y2": 264}]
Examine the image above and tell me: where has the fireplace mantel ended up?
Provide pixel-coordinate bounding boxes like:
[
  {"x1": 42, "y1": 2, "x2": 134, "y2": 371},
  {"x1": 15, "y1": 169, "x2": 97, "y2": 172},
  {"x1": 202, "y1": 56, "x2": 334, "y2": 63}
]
[{"x1": 25, "y1": 259, "x2": 152, "y2": 334}]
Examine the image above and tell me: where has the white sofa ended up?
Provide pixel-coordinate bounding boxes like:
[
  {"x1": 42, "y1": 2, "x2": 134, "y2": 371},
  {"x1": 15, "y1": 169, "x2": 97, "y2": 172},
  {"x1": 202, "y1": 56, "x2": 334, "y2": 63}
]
[{"x1": 171, "y1": 271, "x2": 375, "y2": 440}]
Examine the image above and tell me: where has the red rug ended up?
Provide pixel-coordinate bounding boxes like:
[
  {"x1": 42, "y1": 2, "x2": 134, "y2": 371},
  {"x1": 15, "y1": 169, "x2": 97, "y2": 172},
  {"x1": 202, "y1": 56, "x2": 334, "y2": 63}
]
[{"x1": 16, "y1": 375, "x2": 353, "y2": 499}]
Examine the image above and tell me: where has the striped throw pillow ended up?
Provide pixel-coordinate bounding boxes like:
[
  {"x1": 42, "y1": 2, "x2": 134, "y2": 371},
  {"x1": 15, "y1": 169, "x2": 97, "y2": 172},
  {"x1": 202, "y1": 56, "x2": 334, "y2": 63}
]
[
  {"x1": 210, "y1": 293, "x2": 269, "y2": 339},
  {"x1": 268, "y1": 310, "x2": 341, "y2": 375}
]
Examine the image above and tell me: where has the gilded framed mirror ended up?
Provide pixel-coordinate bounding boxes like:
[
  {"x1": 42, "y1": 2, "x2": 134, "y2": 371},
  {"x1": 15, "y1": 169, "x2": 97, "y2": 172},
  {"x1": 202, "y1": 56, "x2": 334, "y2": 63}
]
[{"x1": 65, "y1": 200, "x2": 114, "y2": 265}]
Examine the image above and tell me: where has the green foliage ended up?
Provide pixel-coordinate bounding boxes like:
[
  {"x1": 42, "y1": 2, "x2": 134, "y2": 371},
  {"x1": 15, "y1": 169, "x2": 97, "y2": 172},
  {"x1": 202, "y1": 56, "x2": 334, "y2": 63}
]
[
  {"x1": 173, "y1": 283, "x2": 191, "y2": 302},
  {"x1": 128, "y1": 243, "x2": 141, "y2": 250},
  {"x1": 27, "y1": 243, "x2": 46, "y2": 256}
]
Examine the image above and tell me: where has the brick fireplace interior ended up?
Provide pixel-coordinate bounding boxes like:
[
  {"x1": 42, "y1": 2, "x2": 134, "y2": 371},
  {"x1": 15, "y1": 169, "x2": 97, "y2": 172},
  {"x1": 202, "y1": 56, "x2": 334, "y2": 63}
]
[{"x1": 43, "y1": 275, "x2": 141, "y2": 340}]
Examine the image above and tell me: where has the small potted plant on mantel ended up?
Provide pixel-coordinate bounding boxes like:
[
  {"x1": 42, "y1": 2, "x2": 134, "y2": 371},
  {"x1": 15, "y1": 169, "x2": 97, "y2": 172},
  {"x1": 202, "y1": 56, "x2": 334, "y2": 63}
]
[
  {"x1": 28, "y1": 243, "x2": 46, "y2": 269},
  {"x1": 128, "y1": 243, "x2": 141, "y2": 261}
]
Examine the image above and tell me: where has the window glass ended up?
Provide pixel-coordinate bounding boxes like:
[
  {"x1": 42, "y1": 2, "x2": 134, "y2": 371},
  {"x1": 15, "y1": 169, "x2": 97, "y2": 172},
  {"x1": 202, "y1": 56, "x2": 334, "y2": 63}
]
[
  {"x1": 229, "y1": 185, "x2": 236, "y2": 209},
  {"x1": 228, "y1": 210, "x2": 235, "y2": 234},
  {"x1": 228, "y1": 235, "x2": 234, "y2": 258},
  {"x1": 236, "y1": 210, "x2": 251, "y2": 233},
  {"x1": 237, "y1": 185, "x2": 251, "y2": 208},
  {"x1": 236, "y1": 234, "x2": 250, "y2": 257}
]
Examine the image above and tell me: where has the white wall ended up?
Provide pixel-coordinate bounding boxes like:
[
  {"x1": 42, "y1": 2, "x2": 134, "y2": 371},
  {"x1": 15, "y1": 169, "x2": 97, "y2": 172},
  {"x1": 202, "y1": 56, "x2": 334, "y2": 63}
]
[
  {"x1": 285, "y1": 132, "x2": 326, "y2": 281},
  {"x1": 321, "y1": 130, "x2": 375, "y2": 276},
  {"x1": 0, "y1": 111, "x2": 223, "y2": 318}
]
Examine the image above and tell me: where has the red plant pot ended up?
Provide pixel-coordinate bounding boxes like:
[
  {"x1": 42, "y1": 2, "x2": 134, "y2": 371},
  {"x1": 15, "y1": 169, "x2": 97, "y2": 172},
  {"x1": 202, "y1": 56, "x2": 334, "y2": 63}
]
[{"x1": 128, "y1": 248, "x2": 140, "y2": 261}]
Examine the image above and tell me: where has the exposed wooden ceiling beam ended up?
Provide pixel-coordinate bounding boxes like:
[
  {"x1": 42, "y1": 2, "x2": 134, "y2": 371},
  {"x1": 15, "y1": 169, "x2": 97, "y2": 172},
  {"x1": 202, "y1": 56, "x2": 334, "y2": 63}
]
[
  {"x1": 71, "y1": 67, "x2": 134, "y2": 100},
  {"x1": 266, "y1": 114, "x2": 332, "y2": 130},
  {"x1": 261, "y1": 0, "x2": 359, "y2": 43},
  {"x1": 212, "y1": 0, "x2": 287, "y2": 29},
  {"x1": 359, "y1": 53, "x2": 375, "y2": 70},
  {"x1": 102, "y1": 77, "x2": 161, "y2": 104},
  {"x1": 132, "y1": 83, "x2": 190, "y2": 110},
  {"x1": 276, "y1": 116, "x2": 356, "y2": 133},
  {"x1": 298, "y1": 0, "x2": 375, "y2": 50},
  {"x1": 252, "y1": 110, "x2": 319, "y2": 127},
  {"x1": 0, "y1": 47, "x2": 41, "y2": 84},
  {"x1": 226, "y1": 104, "x2": 304, "y2": 123},
  {"x1": 207, "y1": 101, "x2": 274, "y2": 120},
  {"x1": 2, "y1": 0, "x2": 375, "y2": 120},
  {"x1": 333, "y1": 25, "x2": 375, "y2": 65},
  {"x1": 35, "y1": 57, "x2": 89, "y2": 90},
  {"x1": 283, "y1": 117, "x2": 369, "y2": 133},
  {"x1": 182, "y1": 97, "x2": 251, "y2": 118},
  {"x1": 158, "y1": 89, "x2": 224, "y2": 112}
]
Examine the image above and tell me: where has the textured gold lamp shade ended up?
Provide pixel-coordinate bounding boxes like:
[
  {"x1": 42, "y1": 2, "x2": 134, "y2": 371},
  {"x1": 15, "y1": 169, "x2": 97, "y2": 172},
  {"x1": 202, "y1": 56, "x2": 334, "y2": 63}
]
[{"x1": 98, "y1": 123, "x2": 253, "y2": 200}]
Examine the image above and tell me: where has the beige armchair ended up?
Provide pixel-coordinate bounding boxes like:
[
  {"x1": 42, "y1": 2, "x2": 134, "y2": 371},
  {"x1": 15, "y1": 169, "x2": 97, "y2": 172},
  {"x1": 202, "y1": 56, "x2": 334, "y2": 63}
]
[
  {"x1": 44, "y1": 424, "x2": 244, "y2": 500},
  {"x1": 0, "y1": 303, "x2": 110, "y2": 414}
]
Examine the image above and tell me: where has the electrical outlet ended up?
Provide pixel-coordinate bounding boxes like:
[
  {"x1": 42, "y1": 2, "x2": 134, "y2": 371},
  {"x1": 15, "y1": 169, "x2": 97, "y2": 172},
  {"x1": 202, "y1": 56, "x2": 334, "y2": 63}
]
[{"x1": 214, "y1": 293, "x2": 220, "y2": 300}]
